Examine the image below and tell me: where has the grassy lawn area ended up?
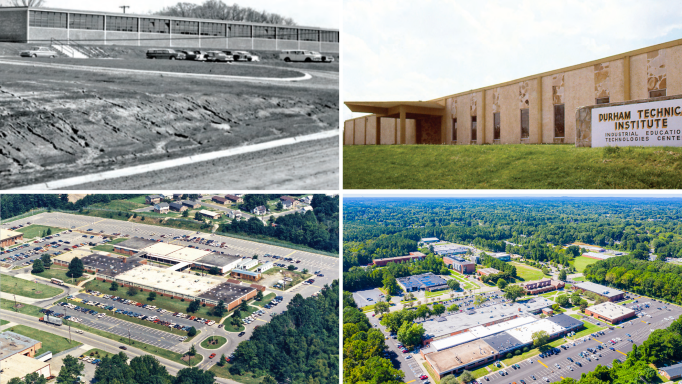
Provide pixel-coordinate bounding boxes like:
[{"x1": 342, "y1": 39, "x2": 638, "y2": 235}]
[
  {"x1": 252, "y1": 293, "x2": 276, "y2": 307},
  {"x1": 64, "y1": 298, "x2": 197, "y2": 338},
  {"x1": 423, "y1": 362, "x2": 441, "y2": 384},
  {"x1": 91, "y1": 200, "x2": 147, "y2": 211},
  {"x1": 569, "y1": 320, "x2": 606, "y2": 339},
  {"x1": 361, "y1": 304, "x2": 375, "y2": 313},
  {"x1": 62, "y1": 319, "x2": 195, "y2": 365},
  {"x1": 9, "y1": 324, "x2": 82, "y2": 355},
  {"x1": 126, "y1": 196, "x2": 148, "y2": 205},
  {"x1": 343, "y1": 144, "x2": 682, "y2": 189},
  {"x1": 471, "y1": 365, "x2": 494, "y2": 379},
  {"x1": 16, "y1": 225, "x2": 66, "y2": 239},
  {"x1": 82, "y1": 279, "x2": 223, "y2": 322},
  {"x1": 572, "y1": 276, "x2": 586, "y2": 281},
  {"x1": 200, "y1": 335, "x2": 227, "y2": 349},
  {"x1": 574, "y1": 256, "x2": 601, "y2": 273},
  {"x1": 0, "y1": 298, "x2": 43, "y2": 317},
  {"x1": 510, "y1": 262, "x2": 546, "y2": 281},
  {"x1": 0, "y1": 319, "x2": 8, "y2": 325},
  {"x1": 448, "y1": 272, "x2": 478, "y2": 290},
  {"x1": 82, "y1": 348, "x2": 117, "y2": 359},
  {"x1": 91, "y1": 238, "x2": 129, "y2": 254},
  {"x1": 1, "y1": 275, "x2": 63, "y2": 298},
  {"x1": 268, "y1": 270, "x2": 312, "y2": 290},
  {"x1": 32, "y1": 267, "x2": 90, "y2": 284},
  {"x1": 210, "y1": 363, "x2": 265, "y2": 384}
]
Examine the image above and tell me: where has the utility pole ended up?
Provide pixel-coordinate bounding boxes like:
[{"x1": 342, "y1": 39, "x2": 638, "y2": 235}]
[
  {"x1": 120, "y1": 5, "x2": 130, "y2": 14},
  {"x1": 65, "y1": 307, "x2": 71, "y2": 343},
  {"x1": 128, "y1": 327, "x2": 131, "y2": 346}
]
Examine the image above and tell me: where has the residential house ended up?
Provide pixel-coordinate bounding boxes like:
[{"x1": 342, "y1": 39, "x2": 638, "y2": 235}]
[
  {"x1": 252, "y1": 206, "x2": 267, "y2": 215},
  {"x1": 145, "y1": 195, "x2": 163, "y2": 204},
  {"x1": 212, "y1": 196, "x2": 229, "y2": 205},
  {"x1": 198, "y1": 210, "x2": 221, "y2": 220},
  {"x1": 182, "y1": 200, "x2": 201, "y2": 209},
  {"x1": 225, "y1": 195, "x2": 243, "y2": 204},
  {"x1": 169, "y1": 202, "x2": 187, "y2": 212},
  {"x1": 154, "y1": 203, "x2": 169, "y2": 214}
]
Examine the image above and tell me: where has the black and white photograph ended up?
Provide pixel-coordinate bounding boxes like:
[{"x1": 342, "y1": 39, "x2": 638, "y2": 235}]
[{"x1": 0, "y1": 0, "x2": 340, "y2": 190}]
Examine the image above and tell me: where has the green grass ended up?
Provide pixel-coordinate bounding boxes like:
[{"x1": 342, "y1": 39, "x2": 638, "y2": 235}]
[
  {"x1": 572, "y1": 276, "x2": 586, "y2": 281},
  {"x1": 82, "y1": 279, "x2": 223, "y2": 321},
  {"x1": 361, "y1": 304, "x2": 375, "y2": 313},
  {"x1": 126, "y1": 196, "x2": 149, "y2": 205},
  {"x1": 90, "y1": 200, "x2": 147, "y2": 211},
  {"x1": 210, "y1": 363, "x2": 265, "y2": 384},
  {"x1": 9, "y1": 324, "x2": 82, "y2": 355},
  {"x1": 200, "y1": 335, "x2": 227, "y2": 349},
  {"x1": 343, "y1": 144, "x2": 682, "y2": 189},
  {"x1": 0, "y1": 319, "x2": 9, "y2": 325},
  {"x1": 422, "y1": 362, "x2": 441, "y2": 384},
  {"x1": 510, "y1": 262, "x2": 546, "y2": 281},
  {"x1": 0, "y1": 298, "x2": 43, "y2": 317},
  {"x1": 91, "y1": 238, "x2": 130, "y2": 254},
  {"x1": 32, "y1": 267, "x2": 90, "y2": 284},
  {"x1": 62, "y1": 319, "x2": 196, "y2": 365},
  {"x1": 574, "y1": 256, "x2": 601, "y2": 273},
  {"x1": 568, "y1": 318, "x2": 606, "y2": 338},
  {"x1": 252, "y1": 293, "x2": 276, "y2": 307},
  {"x1": 64, "y1": 298, "x2": 196, "y2": 338},
  {"x1": 448, "y1": 271, "x2": 478, "y2": 290},
  {"x1": 1, "y1": 274, "x2": 63, "y2": 298},
  {"x1": 16, "y1": 225, "x2": 66, "y2": 239},
  {"x1": 82, "y1": 348, "x2": 116, "y2": 360}
]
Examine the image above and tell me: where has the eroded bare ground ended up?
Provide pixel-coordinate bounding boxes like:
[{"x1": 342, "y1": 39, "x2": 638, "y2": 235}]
[
  {"x1": 64, "y1": 136, "x2": 339, "y2": 190},
  {"x1": 0, "y1": 63, "x2": 338, "y2": 189}
]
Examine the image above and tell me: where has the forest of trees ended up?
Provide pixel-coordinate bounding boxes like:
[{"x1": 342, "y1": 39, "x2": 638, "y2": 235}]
[
  {"x1": 155, "y1": 0, "x2": 297, "y2": 25},
  {"x1": 343, "y1": 254, "x2": 447, "y2": 292},
  {"x1": 478, "y1": 253, "x2": 517, "y2": 284},
  {"x1": 229, "y1": 281, "x2": 339, "y2": 384},
  {"x1": 343, "y1": 292, "x2": 403, "y2": 384},
  {"x1": 221, "y1": 194, "x2": 339, "y2": 252},
  {"x1": 1, "y1": 194, "x2": 141, "y2": 219}
]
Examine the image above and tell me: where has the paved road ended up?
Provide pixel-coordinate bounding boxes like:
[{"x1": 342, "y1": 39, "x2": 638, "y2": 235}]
[{"x1": 62, "y1": 136, "x2": 339, "y2": 190}]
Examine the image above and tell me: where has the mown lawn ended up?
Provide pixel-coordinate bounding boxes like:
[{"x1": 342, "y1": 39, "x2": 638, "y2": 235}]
[
  {"x1": 210, "y1": 363, "x2": 265, "y2": 384},
  {"x1": 200, "y1": 335, "x2": 227, "y2": 349},
  {"x1": 0, "y1": 298, "x2": 43, "y2": 317},
  {"x1": 1, "y1": 275, "x2": 63, "y2": 298},
  {"x1": 9, "y1": 324, "x2": 82, "y2": 355},
  {"x1": 90, "y1": 238, "x2": 129, "y2": 253},
  {"x1": 343, "y1": 144, "x2": 682, "y2": 189},
  {"x1": 32, "y1": 267, "x2": 90, "y2": 284},
  {"x1": 510, "y1": 262, "x2": 546, "y2": 281},
  {"x1": 252, "y1": 293, "x2": 276, "y2": 307},
  {"x1": 16, "y1": 225, "x2": 66, "y2": 239},
  {"x1": 574, "y1": 256, "x2": 601, "y2": 273}
]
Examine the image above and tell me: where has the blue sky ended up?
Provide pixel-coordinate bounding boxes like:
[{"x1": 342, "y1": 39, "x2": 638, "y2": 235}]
[
  {"x1": 12, "y1": 0, "x2": 339, "y2": 29},
  {"x1": 343, "y1": 0, "x2": 682, "y2": 120}
]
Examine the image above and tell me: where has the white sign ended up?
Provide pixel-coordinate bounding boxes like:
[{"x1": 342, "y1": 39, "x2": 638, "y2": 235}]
[{"x1": 591, "y1": 99, "x2": 682, "y2": 147}]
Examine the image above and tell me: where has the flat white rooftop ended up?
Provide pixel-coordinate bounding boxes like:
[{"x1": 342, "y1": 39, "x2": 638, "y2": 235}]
[
  {"x1": 0, "y1": 229, "x2": 23, "y2": 241},
  {"x1": 505, "y1": 318, "x2": 568, "y2": 344},
  {"x1": 431, "y1": 316, "x2": 538, "y2": 351},
  {"x1": 166, "y1": 247, "x2": 213, "y2": 262},
  {"x1": 588, "y1": 302, "x2": 636, "y2": 320},
  {"x1": 115, "y1": 265, "x2": 223, "y2": 296},
  {"x1": 142, "y1": 242, "x2": 185, "y2": 257}
]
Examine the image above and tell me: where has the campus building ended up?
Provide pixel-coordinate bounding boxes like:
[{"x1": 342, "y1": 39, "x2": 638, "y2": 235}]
[
  {"x1": 443, "y1": 256, "x2": 476, "y2": 274},
  {"x1": 573, "y1": 281, "x2": 625, "y2": 302},
  {"x1": 520, "y1": 279, "x2": 565, "y2": 295},
  {"x1": 230, "y1": 269, "x2": 262, "y2": 282},
  {"x1": 0, "y1": 332, "x2": 51, "y2": 384},
  {"x1": 660, "y1": 363, "x2": 682, "y2": 381},
  {"x1": 0, "y1": 6, "x2": 339, "y2": 52},
  {"x1": 396, "y1": 273, "x2": 448, "y2": 292},
  {"x1": 432, "y1": 244, "x2": 468, "y2": 256},
  {"x1": 0, "y1": 229, "x2": 23, "y2": 247},
  {"x1": 344, "y1": 38, "x2": 682, "y2": 145},
  {"x1": 584, "y1": 302, "x2": 636, "y2": 324},
  {"x1": 371, "y1": 252, "x2": 426, "y2": 267}
]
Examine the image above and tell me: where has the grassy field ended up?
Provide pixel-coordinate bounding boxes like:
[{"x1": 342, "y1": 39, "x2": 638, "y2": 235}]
[
  {"x1": 222, "y1": 305, "x2": 261, "y2": 332},
  {"x1": 574, "y1": 256, "x2": 601, "y2": 273},
  {"x1": 0, "y1": 298, "x2": 43, "y2": 317},
  {"x1": 252, "y1": 293, "x2": 276, "y2": 307},
  {"x1": 82, "y1": 280, "x2": 223, "y2": 322},
  {"x1": 343, "y1": 144, "x2": 682, "y2": 189},
  {"x1": 9, "y1": 324, "x2": 82, "y2": 355},
  {"x1": 16, "y1": 225, "x2": 66, "y2": 239},
  {"x1": 423, "y1": 362, "x2": 441, "y2": 384},
  {"x1": 448, "y1": 271, "x2": 479, "y2": 290},
  {"x1": 0, "y1": 319, "x2": 9, "y2": 325},
  {"x1": 200, "y1": 335, "x2": 227, "y2": 349},
  {"x1": 510, "y1": 262, "x2": 546, "y2": 281},
  {"x1": 82, "y1": 348, "x2": 116, "y2": 359},
  {"x1": 1, "y1": 275, "x2": 63, "y2": 298},
  {"x1": 62, "y1": 319, "x2": 194, "y2": 365},
  {"x1": 90, "y1": 238, "x2": 130, "y2": 253},
  {"x1": 572, "y1": 276, "x2": 586, "y2": 281},
  {"x1": 210, "y1": 363, "x2": 265, "y2": 384},
  {"x1": 127, "y1": 196, "x2": 148, "y2": 204},
  {"x1": 33, "y1": 267, "x2": 90, "y2": 284},
  {"x1": 90, "y1": 200, "x2": 147, "y2": 211},
  {"x1": 570, "y1": 320, "x2": 606, "y2": 339}
]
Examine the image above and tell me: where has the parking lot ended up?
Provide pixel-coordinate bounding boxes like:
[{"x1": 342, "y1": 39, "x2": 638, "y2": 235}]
[
  {"x1": 482, "y1": 299, "x2": 682, "y2": 384},
  {"x1": 0, "y1": 228, "x2": 107, "y2": 268}
]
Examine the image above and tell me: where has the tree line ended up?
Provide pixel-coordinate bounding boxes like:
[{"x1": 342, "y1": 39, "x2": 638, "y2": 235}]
[
  {"x1": 343, "y1": 254, "x2": 447, "y2": 292},
  {"x1": 155, "y1": 0, "x2": 297, "y2": 25},
  {"x1": 1, "y1": 194, "x2": 141, "y2": 220}
]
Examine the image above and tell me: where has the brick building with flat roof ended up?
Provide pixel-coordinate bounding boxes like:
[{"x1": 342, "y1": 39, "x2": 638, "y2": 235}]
[
  {"x1": 521, "y1": 279, "x2": 565, "y2": 295},
  {"x1": 584, "y1": 302, "x2": 636, "y2": 324},
  {"x1": 443, "y1": 256, "x2": 476, "y2": 274},
  {"x1": 371, "y1": 253, "x2": 425, "y2": 267},
  {"x1": 573, "y1": 281, "x2": 625, "y2": 302},
  {"x1": 0, "y1": 229, "x2": 23, "y2": 247}
]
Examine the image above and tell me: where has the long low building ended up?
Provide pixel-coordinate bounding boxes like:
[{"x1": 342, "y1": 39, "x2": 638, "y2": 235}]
[
  {"x1": 397, "y1": 273, "x2": 448, "y2": 292},
  {"x1": 585, "y1": 302, "x2": 636, "y2": 324},
  {"x1": 521, "y1": 279, "x2": 565, "y2": 295},
  {"x1": 0, "y1": 229, "x2": 23, "y2": 247},
  {"x1": 443, "y1": 256, "x2": 476, "y2": 274},
  {"x1": 0, "y1": 6, "x2": 339, "y2": 52},
  {"x1": 0, "y1": 354, "x2": 51, "y2": 384},
  {"x1": 573, "y1": 281, "x2": 625, "y2": 302},
  {"x1": 371, "y1": 252, "x2": 425, "y2": 267}
]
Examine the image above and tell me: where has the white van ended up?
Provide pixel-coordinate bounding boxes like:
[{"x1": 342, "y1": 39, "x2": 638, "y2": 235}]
[{"x1": 279, "y1": 50, "x2": 322, "y2": 62}]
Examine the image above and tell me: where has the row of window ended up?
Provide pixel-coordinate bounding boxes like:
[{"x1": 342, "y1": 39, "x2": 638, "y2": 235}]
[
  {"x1": 27, "y1": 11, "x2": 338, "y2": 41},
  {"x1": 451, "y1": 89, "x2": 669, "y2": 142}
]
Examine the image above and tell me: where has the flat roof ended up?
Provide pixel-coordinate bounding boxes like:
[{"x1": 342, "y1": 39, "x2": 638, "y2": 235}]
[
  {"x1": 115, "y1": 265, "x2": 223, "y2": 296},
  {"x1": 114, "y1": 237, "x2": 158, "y2": 251},
  {"x1": 482, "y1": 332, "x2": 526, "y2": 354},
  {"x1": 198, "y1": 281, "x2": 255, "y2": 303},
  {"x1": 54, "y1": 248, "x2": 92, "y2": 263},
  {"x1": 546, "y1": 313, "x2": 584, "y2": 329},
  {"x1": 0, "y1": 354, "x2": 50, "y2": 384},
  {"x1": 142, "y1": 242, "x2": 185, "y2": 257},
  {"x1": 425, "y1": 339, "x2": 497, "y2": 375},
  {"x1": 0, "y1": 6, "x2": 338, "y2": 31},
  {"x1": 373, "y1": 254, "x2": 421, "y2": 262},
  {"x1": 81, "y1": 254, "x2": 145, "y2": 277},
  {"x1": 232, "y1": 269, "x2": 260, "y2": 277},
  {"x1": 421, "y1": 237, "x2": 440, "y2": 241},
  {"x1": 0, "y1": 229, "x2": 23, "y2": 241},
  {"x1": 198, "y1": 210, "x2": 220, "y2": 217},
  {"x1": 431, "y1": 316, "x2": 537, "y2": 351},
  {"x1": 0, "y1": 331, "x2": 40, "y2": 360},
  {"x1": 423, "y1": 298, "x2": 554, "y2": 340},
  {"x1": 478, "y1": 267, "x2": 500, "y2": 275},
  {"x1": 195, "y1": 253, "x2": 241, "y2": 268},
  {"x1": 574, "y1": 281, "x2": 623, "y2": 298},
  {"x1": 588, "y1": 302, "x2": 636, "y2": 320},
  {"x1": 166, "y1": 247, "x2": 213, "y2": 262},
  {"x1": 397, "y1": 273, "x2": 448, "y2": 290},
  {"x1": 582, "y1": 252, "x2": 614, "y2": 260},
  {"x1": 505, "y1": 319, "x2": 570, "y2": 344}
]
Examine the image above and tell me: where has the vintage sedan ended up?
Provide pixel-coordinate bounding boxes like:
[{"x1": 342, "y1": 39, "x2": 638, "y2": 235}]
[
  {"x1": 20, "y1": 47, "x2": 58, "y2": 58},
  {"x1": 204, "y1": 51, "x2": 233, "y2": 62}
]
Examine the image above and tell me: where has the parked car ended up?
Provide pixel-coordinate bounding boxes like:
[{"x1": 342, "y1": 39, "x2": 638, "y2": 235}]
[
  {"x1": 279, "y1": 50, "x2": 322, "y2": 62},
  {"x1": 20, "y1": 47, "x2": 58, "y2": 58},
  {"x1": 205, "y1": 51, "x2": 232, "y2": 62},
  {"x1": 180, "y1": 50, "x2": 206, "y2": 61},
  {"x1": 223, "y1": 50, "x2": 258, "y2": 61},
  {"x1": 146, "y1": 49, "x2": 185, "y2": 60}
]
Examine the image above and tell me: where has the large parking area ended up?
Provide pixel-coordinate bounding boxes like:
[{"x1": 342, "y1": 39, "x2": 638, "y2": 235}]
[{"x1": 0, "y1": 228, "x2": 107, "y2": 268}]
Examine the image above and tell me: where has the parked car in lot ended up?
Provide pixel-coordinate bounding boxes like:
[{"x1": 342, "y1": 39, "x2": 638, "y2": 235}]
[
  {"x1": 146, "y1": 49, "x2": 185, "y2": 60},
  {"x1": 223, "y1": 50, "x2": 259, "y2": 61},
  {"x1": 205, "y1": 51, "x2": 232, "y2": 62},
  {"x1": 311, "y1": 51, "x2": 334, "y2": 62},
  {"x1": 20, "y1": 47, "x2": 58, "y2": 58},
  {"x1": 180, "y1": 50, "x2": 206, "y2": 61},
  {"x1": 279, "y1": 50, "x2": 322, "y2": 62}
]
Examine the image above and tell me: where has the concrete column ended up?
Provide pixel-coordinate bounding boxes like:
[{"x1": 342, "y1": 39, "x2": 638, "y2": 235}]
[
  {"x1": 351, "y1": 119, "x2": 355, "y2": 145},
  {"x1": 400, "y1": 107, "x2": 407, "y2": 144},
  {"x1": 376, "y1": 117, "x2": 382, "y2": 145},
  {"x1": 537, "y1": 76, "x2": 543, "y2": 144},
  {"x1": 479, "y1": 91, "x2": 486, "y2": 144},
  {"x1": 623, "y1": 55, "x2": 631, "y2": 102}
]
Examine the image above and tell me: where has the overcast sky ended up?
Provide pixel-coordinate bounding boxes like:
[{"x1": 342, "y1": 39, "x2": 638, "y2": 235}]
[
  {"x1": 343, "y1": 0, "x2": 682, "y2": 120},
  {"x1": 17, "y1": 0, "x2": 339, "y2": 29}
]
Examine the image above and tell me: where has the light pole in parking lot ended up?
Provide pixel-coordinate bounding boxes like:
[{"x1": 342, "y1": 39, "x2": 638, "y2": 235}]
[
  {"x1": 128, "y1": 327, "x2": 131, "y2": 346},
  {"x1": 64, "y1": 307, "x2": 72, "y2": 343}
]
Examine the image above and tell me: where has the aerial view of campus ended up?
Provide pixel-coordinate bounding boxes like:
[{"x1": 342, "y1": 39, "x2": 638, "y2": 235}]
[
  {"x1": 343, "y1": 196, "x2": 682, "y2": 384},
  {"x1": 0, "y1": 193, "x2": 339, "y2": 384}
]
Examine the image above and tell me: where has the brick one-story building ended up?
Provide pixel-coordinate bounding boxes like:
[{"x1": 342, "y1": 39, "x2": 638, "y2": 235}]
[
  {"x1": 521, "y1": 279, "x2": 565, "y2": 295},
  {"x1": 0, "y1": 229, "x2": 23, "y2": 248},
  {"x1": 0, "y1": 332, "x2": 51, "y2": 384},
  {"x1": 573, "y1": 281, "x2": 625, "y2": 302},
  {"x1": 371, "y1": 252, "x2": 426, "y2": 267},
  {"x1": 0, "y1": 6, "x2": 339, "y2": 52},
  {"x1": 443, "y1": 256, "x2": 476, "y2": 274},
  {"x1": 584, "y1": 302, "x2": 636, "y2": 324},
  {"x1": 344, "y1": 38, "x2": 682, "y2": 145}
]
